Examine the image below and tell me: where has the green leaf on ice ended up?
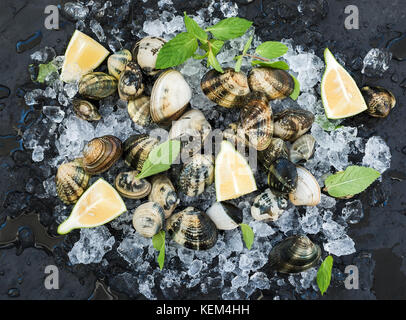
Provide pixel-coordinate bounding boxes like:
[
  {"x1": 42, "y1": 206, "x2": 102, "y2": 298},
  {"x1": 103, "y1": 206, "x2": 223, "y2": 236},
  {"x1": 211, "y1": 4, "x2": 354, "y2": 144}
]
[
  {"x1": 317, "y1": 255, "x2": 333, "y2": 296},
  {"x1": 152, "y1": 230, "x2": 166, "y2": 270},
  {"x1": 255, "y1": 41, "x2": 288, "y2": 60},
  {"x1": 290, "y1": 74, "x2": 301, "y2": 101},
  {"x1": 251, "y1": 60, "x2": 290, "y2": 70},
  {"x1": 184, "y1": 12, "x2": 207, "y2": 42},
  {"x1": 235, "y1": 34, "x2": 253, "y2": 72},
  {"x1": 240, "y1": 223, "x2": 254, "y2": 250},
  {"x1": 205, "y1": 17, "x2": 253, "y2": 41},
  {"x1": 36, "y1": 62, "x2": 58, "y2": 83}
]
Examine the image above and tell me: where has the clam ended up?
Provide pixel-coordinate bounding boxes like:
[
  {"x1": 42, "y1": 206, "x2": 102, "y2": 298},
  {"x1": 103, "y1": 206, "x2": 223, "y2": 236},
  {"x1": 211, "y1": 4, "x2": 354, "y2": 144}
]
[
  {"x1": 78, "y1": 72, "x2": 118, "y2": 100},
  {"x1": 115, "y1": 171, "x2": 151, "y2": 199},
  {"x1": 55, "y1": 159, "x2": 91, "y2": 205},
  {"x1": 258, "y1": 138, "x2": 289, "y2": 170},
  {"x1": 273, "y1": 109, "x2": 315, "y2": 142},
  {"x1": 123, "y1": 134, "x2": 159, "y2": 173},
  {"x1": 268, "y1": 158, "x2": 298, "y2": 194},
  {"x1": 82, "y1": 135, "x2": 122, "y2": 174},
  {"x1": 132, "y1": 36, "x2": 166, "y2": 76},
  {"x1": 118, "y1": 61, "x2": 144, "y2": 101},
  {"x1": 200, "y1": 68, "x2": 250, "y2": 108},
  {"x1": 248, "y1": 67, "x2": 294, "y2": 101},
  {"x1": 289, "y1": 134, "x2": 315, "y2": 164},
  {"x1": 148, "y1": 174, "x2": 179, "y2": 218},
  {"x1": 361, "y1": 86, "x2": 396, "y2": 118},
  {"x1": 239, "y1": 91, "x2": 273, "y2": 151},
  {"x1": 206, "y1": 202, "x2": 243, "y2": 230},
  {"x1": 132, "y1": 202, "x2": 165, "y2": 238},
  {"x1": 166, "y1": 207, "x2": 218, "y2": 250},
  {"x1": 150, "y1": 70, "x2": 192, "y2": 124},
  {"x1": 289, "y1": 166, "x2": 320, "y2": 206},
  {"x1": 73, "y1": 99, "x2": 101, "y2": 121},
  {"x1": 127, "y1": 95, "x2": 151, "y2": 126},
  {"x1": 179, "y1": 154, "x2": 214, "y2": 197},
  {"x1": 251, "y1": 189, "x2": 288, "y2": 222},
  {"x1": 169, "y1": 109, "x2": 212, "y2": 158},
  {"x1": 107, "y1": 49, "x2": 132, "y2": 80},
  {"x1": 269, "y1": 235, "x2": 321, "y2": 274}
]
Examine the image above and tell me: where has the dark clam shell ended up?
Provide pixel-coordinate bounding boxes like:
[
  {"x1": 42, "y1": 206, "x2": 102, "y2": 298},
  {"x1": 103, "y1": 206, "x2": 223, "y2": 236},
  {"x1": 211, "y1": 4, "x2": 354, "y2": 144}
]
[
  {"x1": 273, "y1": 109, "x2": 315, "y2": 142},
  {"x1": 361, "y1": 86, "x2": 396, "y2": 118},
  {"x1": 108, "y1": 49, "x2": 132, "y2": 80},
  {"x1": 73, "y1": 99, "x2": 101, "y2": 121},
  {"x1": 269, "y1": 235, "x2": 321, "y2": 274},
  {"x1": 289, "y1": 134, "x2": 315, "y2": 164},
  {"x1": 115, "y1": 171, "x2": 151, "y2": 199},
  {"x1": 251, "y1": 189, "x2": 288, "y2": 222},
  {"x1": 78, "y1": 72, "x2": 118, "y2": 100},
  {"x1": 122, "y1": 134, "x2": 159, "y2": 173},
  {"x1": 166, "y1": 207, "x2": 218, "y2": 250},
  {"x1": 127, "y1": 95, "x2": 151, "y2": 127},
  {"x1": 258, "y1": 138, "x2": 289, "y2": 170},
  {"x1": 118, "y1": 61, "x2": 144, "y2": 101},
  {"x1": 200, "y1": 68, "x2": 250, "y2": 108},
  {"x1": 268, "y1": 158, "x2": 298, "y2": 194}
]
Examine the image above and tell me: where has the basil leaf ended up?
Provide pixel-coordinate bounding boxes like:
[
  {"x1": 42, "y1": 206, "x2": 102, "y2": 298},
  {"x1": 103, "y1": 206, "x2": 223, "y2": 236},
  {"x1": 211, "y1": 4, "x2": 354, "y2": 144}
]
[
  {"x1": 240, "y1": 223, "x2": 254, "y2": 250},
  {"x1": 184, "y1": 12, "x2": 207, "y2": 42},
  {"x1": 251, "y1": 60, "x2": 290, "y2": 70},
  {"x1": 155, "y1": 32, "x2": 198, "y2": 69},
  {"x1": 201, "y1": 39, "x2": 224, "y2": 56},
  {"x1": 152, "y1": 231, "x2": 166, "y2": 270},
  {"x1": 324, "y1": 166, "x2": 381, "y2": 198},
  {"x1": 290, "y1": 74, "x2": 300, "y2": 101},
  {"x1": 206, "y1": 17, "x2": 253, "y2": 41},
  {"x1": 207, "y1": 49, "x2": 224, "y2": 73},
  {"x1": 317, "y1": 255, "x2": 333, "y2": 296},
  {"x1": 157, "y1": 245, "x2": 165, "y2": 270},
  {"x1": 256, "y1": 41, "x2": 288, "y2": 60},
  {"x1": 136, "y1": 140, "x2": 181, "y2": 179},
  {"x1": 235, "y1": 34, "x2": 253, "y2": 72}
]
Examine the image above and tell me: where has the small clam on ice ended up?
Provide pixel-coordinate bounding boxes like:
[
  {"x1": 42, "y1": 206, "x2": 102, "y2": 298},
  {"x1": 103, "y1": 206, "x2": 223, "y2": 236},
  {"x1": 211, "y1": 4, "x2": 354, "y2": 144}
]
[
  {"x1": 288, "y1": 166, "x2": 321, "y2": 206},
  {"x1": 78, "y1": 72, "x2": 117, "y2": 100},
  {"x1": 115, "y1": 171, "x2": 151, "y2": 199},
  {"x1": 132, "y1": 36, "x2": 166, "y2": 76},
  {"x1": 289, "y1": 134, "x2": 315, "y2": 164},
  {"x1": 123, "y1": 134, "x2": 159, "y2": 173},
  {"x1": 206, "y1": 202, "x2": 243, "y2": 230},
  {"x1": 268, "y1": 158, "x2": 298, "y2": 194},
  {"x1": 148, "y1": 174, "x2": 179, "y2": 218},
  {"x1": 118, "y1": 61, "x2": 144, "y2": 101},
  {"x1": 132, "y1": 202, "x2": 165, "y2": 238},
  {"x1": 251, "y1": 189, "x2": 288, "y2": 222},
  {"x1": 273, "y1": 109, "x2": 315, "y2": 142}
]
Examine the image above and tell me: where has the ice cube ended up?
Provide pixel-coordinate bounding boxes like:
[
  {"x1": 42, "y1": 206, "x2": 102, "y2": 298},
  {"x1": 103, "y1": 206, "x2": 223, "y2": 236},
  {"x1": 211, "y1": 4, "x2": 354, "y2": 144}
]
[
  {"x1": 341, "y1": 200, "x2": 364, "y2": 224},
  {"x1": 89, "y1": 19, "x2": 106, "y2": 42},
  {"x1": 324, "y1": 235, "x2": 356, "y2": 257},
  {"x1": 64, "y1": 2, "x2": 89, "y2": 20},
  {"x1": 362, "y1": 136, "x2": 391, "y2": 173},
  {"x1": 250, "y1": 272, "x2": 270, "y2": 290},
  {"x1": 188, "y1": 260, "x2": 203, "y2": 277},
  {"x1": 43, "y1": 106, "x2": 65, "y2": 123},
  {"x1": 299, "y1": 207, "x2": 322, "y2": 234},
  {"x1": 231, "y1": 273, "x2": 249, "y2": 289},
  {"x1": 361, "y1": 48, "x2": 392, "y2": 77},
  {"x1": 32, "y1": 145, "x2": 45, "y2": 162}
]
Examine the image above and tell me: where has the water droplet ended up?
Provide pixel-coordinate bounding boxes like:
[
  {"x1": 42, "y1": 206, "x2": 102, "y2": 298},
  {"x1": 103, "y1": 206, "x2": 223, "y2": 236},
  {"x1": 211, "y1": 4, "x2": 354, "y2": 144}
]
[
  {"x1": 16, "y1": 31, "x2": 42, "y2": 54},
  {"x1": 7, "y1": 288, "x2": 20, "y2": 298}
]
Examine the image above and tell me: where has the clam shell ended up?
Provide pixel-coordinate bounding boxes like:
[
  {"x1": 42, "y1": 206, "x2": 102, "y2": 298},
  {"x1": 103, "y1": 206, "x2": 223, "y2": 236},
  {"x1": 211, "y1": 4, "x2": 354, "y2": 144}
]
[
  {"x1": 150, "y1": 70, "x2": 191, "y2": 124},
  {"x1": 251, "y1": 189, "x2": 288, "y2": 221},
  {"x1": 79, "y1": 72, "x2": 118, "y2": 100},
  {"x1": 289, "y1": 166, "x2": 320, "y2": 206},
  {"x1": 248, "y1": 67, "x2": 294, "y2": 101},
  {"x1": 179, "y1": 154, "x2": 214, "y2": 197},
  {"x1": 361, "y1": 86, "x2": 396, "y2": 118},
  {"x1": 132, "y1": 202, "x2": 165, "y2": 238},
  {"x1": 200, "y1": 68, "x2": 250, "y2": 108},
  {"x1": 118, "y1": 61, "x2": 144, "y2": 101},
  {"x1": 273, "y1": 109, "x2": 315, "y2": 142},
  {"x1": 166, "y1": 207, "x2": 218, "y2": 250},
  {"x1": 115, "y1": 171, "x2": 151, "y2": 199},
  {"x1": 258, "y1": 138, "x2": 289, "y2": 170},
  {"x1": 108, "y1": 49, "x2": 132, "y2": 80},
  {"x1": 122, "y1": 134, "x2": 159, "y2": 173},
  {"x1": 82, "y1": 135, "x2": 122, "y2": 174},
  {"x1": 127, "y1": 95, "x2": 151, "y2": 127},
  {"x1": 239, "y1": 92, "x2": 273, "y2": 151},
  {"x1": 268, "y1": 158, "x2": 298, "y2": 194},
  {"x1": 73, "y1": 99, "x2": 101, "y2": 121},
  {"x1": 148, "y1": 174, "x2": 179, "y2": 218},
  {"x1": 206, "y1": 202, "x2": 243, "y2": 230},
  {"x1": 132, "y1": 37, "x2": 166, "y2": 76},
  {"x1": 55, "y1": 159, "x2": 91, "y2": 205},
  {"x1": 269, "y1": 235, "x2": 321, "y2": 274},
  {"x1": 289, "y1": 134, "x2": 315, "y2": 164}
]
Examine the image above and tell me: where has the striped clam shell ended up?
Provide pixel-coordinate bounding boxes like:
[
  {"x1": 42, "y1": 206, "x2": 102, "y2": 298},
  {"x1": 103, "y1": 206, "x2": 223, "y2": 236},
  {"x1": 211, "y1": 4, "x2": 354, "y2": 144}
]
[
  {"x1": 200, "y1": 68, "x2": 250, "y2": 108},
  {"x1": 239, "y1": 91, "x2": 273, "y2": 151},
  {"x1": 269, "y1": 235, "x2": 321, "y2": 274},
  {"x1": 127, "y1": 95, "x2": 151, "y2": 127},
  {"x1": 55, "y1": 159, "x2": 91, "y2": 205},
  {"x1": 166, "y1": 207, "x2": 218, "y2": 250},
  {"x1": 115, "y1": 171, "x2": 151, "y2": 199},
  {"x1": 251, "y1": 189, "x2": 288, "y2": 222},
  {"x1": 132, "y1": 202, "x2": 165, "y2": 238},
  {"x1": 148, "y1": 174, "x2": 179, "y2": 219},
  {"x1": 268, "y1": 158, "x2": 298, "y2": 194},
  {"x1": 289, "y1": 134, "x2": 315, "y2": 164},
  {"x1": 273, "y1": 109, "x2": 315, "y2": 142},
  {"x1": 107, "y1": 49, "x2": 132, "y2": 80},
  {"x1": 132, "y1": 36, "x2": 166, "y2": 76},
  {"x1": 118, "y1": 61, "x2": 144, "y2": 101},
  {"x1": 82, "y1": 135, "x2": 122, "y2": 174},
  {"x1": 258, "y1": 138, "x2": 289, "y2": 170},
  {"x1": 248, "y1": 67, "x2": 294, "y2": 101},
  {"x1": 361, "y1": 86, "x2": 396, "y2": 118},
  {"x1": 122, "y1": 134, "x2": 159, "y2": 173},
  {"x1": 78, "y1": 72, "x2": 118, "y2": 100},
  {"x1": 179, "y1": 154, "x2": 214, "y2": 197},
  {"x1": 73, "y1": 99, "x2": 101, "y2": 121},
  {"x1": 150, "y1": 70, "x2": 191, "y2": 124}
]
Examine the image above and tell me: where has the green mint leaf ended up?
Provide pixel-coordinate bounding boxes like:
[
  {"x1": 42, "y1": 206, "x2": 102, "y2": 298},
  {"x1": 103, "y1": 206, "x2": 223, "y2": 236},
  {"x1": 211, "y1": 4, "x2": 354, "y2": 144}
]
[
  {"x1": 201, "y1": 39, "x2": 224, "y2": 56},
  {"x1": 240, "y1": 223, "x2": 254, "y2": 250},
  {"x1": 255, "y1": 41, "x2": 288, "y2": 60},
  {"x1": 157, "y1": 245, "x2": 165, "y2": 270},
  {"x1": 251, "y1": 60, "x2": 290, "y2": 70},
  {"x1": 152, "y1": 231, "x2": 166, "y2": 270},
  {"x1": 317, "y1": 255, "x2": 333, "y2": 296},
  {"x1": 290, "y1": 74, "x2": 300, "y2": 101},
  {"x1": 234, "y1": 56, "x2": 244, "y2": 72},
  {"x1": 184, "y1": 12, "x2": 208, "y2": 42},
  {"x1": 324, "y1": 166, "x2": 381, "y2": 198},
  {"x1": 235, "y1": 34, "x2": 253, "y2": 72},
  {"x1": 207, "y1": 49, "x2": 224, "y2": 73},
  {"x1": 315, "y1": 114, "x2": 343, "y2": 132},
  {"x1": 155, "y1": 32, "x2": 198, "y2": 69},
  {"x1": 193, "y1": 52, "x2": 209, "y2": 60},
  {"x1": 136, "y1": 140, "x2": 181, "y2": 179},
  {"x1": 205, "y1": 17, "x2": 253, "y2": 41},
  {"x1": 36, "y1": 62, "x2": 58, "y2": 83}
]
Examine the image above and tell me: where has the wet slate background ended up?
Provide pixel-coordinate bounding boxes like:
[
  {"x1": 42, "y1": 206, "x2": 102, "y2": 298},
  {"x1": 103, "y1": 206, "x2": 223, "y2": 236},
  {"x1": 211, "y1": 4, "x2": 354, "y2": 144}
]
[{"x1": 0, "y1": 0, "x2": 405, "y2": 299}]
